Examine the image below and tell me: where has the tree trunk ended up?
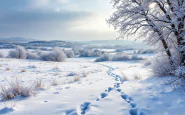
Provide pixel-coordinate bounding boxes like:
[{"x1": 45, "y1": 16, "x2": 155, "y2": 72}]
[{"x1": 161, "y1": 39, "x2": 174, "y2": 65}]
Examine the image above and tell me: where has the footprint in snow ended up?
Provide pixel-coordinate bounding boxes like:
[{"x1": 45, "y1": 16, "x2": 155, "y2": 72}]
[
  {"x1": 100, "y1": 93, "x2": 108, "y2": 99},
  {"x1": 53, "y1": 92, "x2": 60, "y2": 94},
  {"x1": 60, "y1": 109, "x2": 77, "y2": 115},
  {"x1": 0, "y1": 107, "x2": 14, "y2": 114},
  {"x1": 121, "y1": 94, "x2": 133, "y2": 103},
  {"x1": 117, "y1": 89, "x2": 122, "y2": 92},
  {"x1": 107, "y1": 87, "x2": 114, "y2": 92},
  {"x1": 80, "y1": 102, "x2": 91, "y2": 114},
  {"x1": 130, "y1": 108, "x2": 145, "y2": 115}
]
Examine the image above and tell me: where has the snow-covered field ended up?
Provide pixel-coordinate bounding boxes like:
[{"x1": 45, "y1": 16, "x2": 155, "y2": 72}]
[{"x1": 0, "y1": 49, "x2": 185, "y2": 115}]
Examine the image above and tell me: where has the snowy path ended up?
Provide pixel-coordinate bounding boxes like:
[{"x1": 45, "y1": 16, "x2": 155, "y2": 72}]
[{"x1": 75, "y1": 64, "x2": 144, "y2": 115}]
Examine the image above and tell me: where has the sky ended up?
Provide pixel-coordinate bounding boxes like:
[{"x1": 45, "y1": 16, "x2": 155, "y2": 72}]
[{"x1": 0, "y1": 0, "x2": 118, "y2": 41}]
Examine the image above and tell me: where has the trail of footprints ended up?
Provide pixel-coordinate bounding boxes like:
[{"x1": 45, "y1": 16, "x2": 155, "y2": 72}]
[{"x1": 68, "y1": 65, "x2": 144, "y2": 115}]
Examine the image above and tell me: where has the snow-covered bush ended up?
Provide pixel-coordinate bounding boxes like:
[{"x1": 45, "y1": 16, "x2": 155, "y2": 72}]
[
  {"x1": 40, "y1": 47, "x2": 66, "y2": 62},
  {"x1": 65, "y1": 50, "x2": 75, "y2": 58},
  {"x1": 95, "y1": 54, "x2": 112, "y2": 62},
  {"x1": 0, "y1": 52, "x2": 3, "y2": 58},
  {"x1": 27, "y1": 51, "x2": 38, "y2": 60},
  {"x1": 95, "y1": 53, "x2": 144, "y2": 62},
  {"x1": 0, "y1": 77, "x2": 35, "y2": 100},
  {"x1": 79, "y1": 49, "x2": 104, "y2": 57},
  {"x1": 79, "y1": 49, "x2": 92, "y2": 57},
  {"x1": 151, "y1": 56, "x2": 174, "y2": 76},
  {"x1": 131, "y1": 54, "x2": 144, "y2": 60},
  {"x1": 175, "y1": 66, "x2": 185, "y2": 79},
  {"x1": 39, "y1": 52, "x2": 53, "y2": 61},
  {"x1": 93, "y1": 49, "x2": 104, "y2": 57},
  {"x1": 8, "y1": 46, "x2": 27, "y2": 59},
  {"x1": 135, "y1": 49, "x2": 155, "y2": 54},
  {"x1": 112, "y1": 53, "x2": 130, "y2": 61},
  {"x1": 8, "y1": 50, "x2": 17, "y2": 58}
]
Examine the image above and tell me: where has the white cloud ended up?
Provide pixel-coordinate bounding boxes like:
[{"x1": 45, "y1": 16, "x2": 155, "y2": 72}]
[{"x1": 0, "y1": 0, "x2": 118, "y2": 40}]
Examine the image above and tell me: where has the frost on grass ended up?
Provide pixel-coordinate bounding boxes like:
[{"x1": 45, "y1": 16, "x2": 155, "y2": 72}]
[
  {"x1": 40, "y1": 47, "x2": 66, "y2": 62},
  {"x1": 8, "y1": 46, "x2": 27, "y2": 59},
  {"x1": 35, "y1": 78, "x2": 45, "y2": 90},
  {"x1": 0, "y1": 77, "x2": 35, "y2": 100}
]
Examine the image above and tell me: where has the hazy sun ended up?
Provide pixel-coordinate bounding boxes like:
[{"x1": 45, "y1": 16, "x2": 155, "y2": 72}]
[{"x1": 149, "y1": 3, "x2": 157, "y2": 9}]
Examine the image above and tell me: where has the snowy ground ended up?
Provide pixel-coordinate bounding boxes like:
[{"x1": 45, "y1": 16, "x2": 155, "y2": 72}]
[{"x1": 0, "y1": 52, "x2": 185, "y2": 115}]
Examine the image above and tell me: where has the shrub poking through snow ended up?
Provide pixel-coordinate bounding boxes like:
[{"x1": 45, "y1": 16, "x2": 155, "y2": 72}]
[
  {"x1": 8, "y1": 46, "x2": 27, "y2": 59},
  {"x1": 65, "y1": 50, "x2": 75, "y2": 58},
  {"x1": 82, "y1": 73, "x2": 88, "y2": 77},
  {"x1": 95, "y1": 54, "x2": 112, "y2": 62},
  {"x1": 133, "y1": 74, "x2": 141, "y2": 80},
  {"x1": 35, "y1": 78, "x2": 45, "y2": 89},
  {"x1": 0, "y1": 77, "x2": 35, "y2": 100},
  {"x1": 74, "y1": 77, "x2": 80, "y2": 82},
  {"x1": 21, "y1": 69, "x2": 26, "y2": 72},
  {"x1": 51, "y1": 78, "x2": 59, "y2": 86},
  {"x1": 151, "y1": 56, "x2": 174, "y2": 76},
  {"x1": 120, "y1": 72, "x2": 128, "y2": 81},
  {"x1": 40, "y1": 47, "x2": 66, "y2": 62},
  {"x1": 6, "y1": 67, "x2": 11, "y2": 71},
  {"x1": 26, "y1": 51, "x2": 38, "y2": 60}
]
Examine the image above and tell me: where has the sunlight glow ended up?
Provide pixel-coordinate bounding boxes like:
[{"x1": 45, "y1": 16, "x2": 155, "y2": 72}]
[{"x1": 149, "y1": 3, "x2": 157, "y2": 9}]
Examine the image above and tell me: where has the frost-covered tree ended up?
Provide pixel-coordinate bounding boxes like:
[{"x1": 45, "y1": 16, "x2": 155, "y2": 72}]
[
  {"x1": 40, "y1": 47, "x2": 66, "y2": 62},
  {"x1": 8, "y1": 46, "x2": 27, "y2": 59},
  {"x1": 108, "y1": 0, "x2": 185, "y2": 67},
  {"x1": 108, "y1": 0, "x2": 174, "y2": 65},
  {"x1": 16, "y1": 46, "x2": 27, "y2": 59},
  {"x1": 152, "y1": 0, "x2": 185, "y2": 66}
]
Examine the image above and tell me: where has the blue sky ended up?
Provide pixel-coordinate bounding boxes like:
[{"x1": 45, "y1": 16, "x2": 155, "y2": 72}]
[{"x1": 0, "y1": 0, "x2": 118, "y2": 41}]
